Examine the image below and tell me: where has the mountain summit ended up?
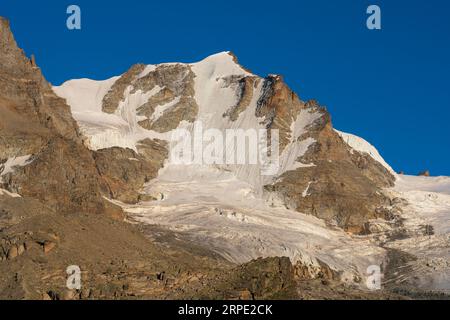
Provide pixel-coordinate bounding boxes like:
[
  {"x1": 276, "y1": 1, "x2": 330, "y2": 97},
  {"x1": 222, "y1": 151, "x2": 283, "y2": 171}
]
[{"x1": 54, "y1": 50, "x2": 395, "y2": 233}]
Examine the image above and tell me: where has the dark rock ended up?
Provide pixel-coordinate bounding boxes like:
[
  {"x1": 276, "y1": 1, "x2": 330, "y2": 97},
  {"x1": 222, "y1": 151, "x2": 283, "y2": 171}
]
[{"x1": 418, "y1": 170, "x2": 430, "y2": 177}]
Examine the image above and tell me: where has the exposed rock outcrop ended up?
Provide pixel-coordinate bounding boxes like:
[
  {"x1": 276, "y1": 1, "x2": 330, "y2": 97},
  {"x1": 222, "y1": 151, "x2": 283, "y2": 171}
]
[
  {"x1": 101, "y1": 63, "x2": 199, "y2": 133},
  {"x1": 256, "y1": 77, "x2": 395, "y2": 233},
  {"x1": 93, "y1": 139, "x2": 168, "y2": 204},
  {"x1": 0, "y1": 16, "x2": 120, "y2": 217},
  {"x1": 223, "y1": 76, "x2": 260, "y2": 121},
  {"x1": 102, "y1": 64, "x2": 146, "y2": 114},
  {"x1": 418, "y1": 170, "x2": 430, "y2": 177}
]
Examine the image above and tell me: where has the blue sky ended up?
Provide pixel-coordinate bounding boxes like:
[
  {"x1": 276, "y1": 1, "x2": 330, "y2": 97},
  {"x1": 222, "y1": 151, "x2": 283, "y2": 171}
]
[{"x1": 1, "y1": 0, "x2": 449, "y2": 175}]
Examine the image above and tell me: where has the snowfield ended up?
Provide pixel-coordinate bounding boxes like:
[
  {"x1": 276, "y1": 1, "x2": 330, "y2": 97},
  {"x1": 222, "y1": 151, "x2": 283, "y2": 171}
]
[
  {"x1": 385, "y1": 175, "x2": 450, "y2": 292},
  {"x1": 121, "y1": 165, "x2": 386, "y2": 283}
]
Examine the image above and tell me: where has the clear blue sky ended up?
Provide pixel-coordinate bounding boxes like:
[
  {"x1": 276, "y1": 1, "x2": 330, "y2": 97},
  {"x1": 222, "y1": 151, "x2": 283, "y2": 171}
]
[{"x1": 1, "y1": 0, "x2": 449, "y2": 175}]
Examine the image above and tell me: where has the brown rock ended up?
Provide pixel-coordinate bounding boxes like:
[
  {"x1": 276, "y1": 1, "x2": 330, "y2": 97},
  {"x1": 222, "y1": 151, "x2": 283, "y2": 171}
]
[
  {"x1": 239, "y1": 289, "x2": 253, "y2": 300},
  {"x1": 42, "y1": 292, "x2": 52, "y2": 300},
  {"x1": 418, "y1": 170, "x2": 430, "y2": 177},
  {"x1": 93, "y1": 142, "x2": 167, "y2": 204},
  {"x1": 0, "y1": 16, "x2": 119, "y2": 217},
  {"x1": 43, "y1": 241, "x2": 56, "y2": 254},
  {"x1": 259, "y1": 77, "x2": 395, "y2": 232},
  {"x1": 102, "y1": 64, "x2": 146, "y2": 114},
  {"x1": 223, "y1": 76, "x2": 259, "y2": 121},
  {"x1": 81, "y1": 289, "x2": 92, "y2": 300},
  {"x1": 5, "y1": 138, "x2": 110, "y2": 215},
  {"x1": 7, "y1": 246, "x2": 18, "y2": 259},
  {"x1": 64, "y1": 289, "x2": 79, "y2": 300}
]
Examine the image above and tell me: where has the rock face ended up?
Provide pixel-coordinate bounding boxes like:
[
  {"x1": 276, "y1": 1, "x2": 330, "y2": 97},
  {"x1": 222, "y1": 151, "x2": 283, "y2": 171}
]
[
  {"x1": 0, "y1": 17, "x2": 118, "y2": 216},
  {"x1": 418, "y1": 170, "x2": 430, "y2": 177},
  {"x1": 223, "y1": 76, "x2": 260, "y2": 121},
  {"x1": 0, "y1": 24, "x2": 75, "y2": 159},
  {"x1": 102, "y1": 63, "x2": 199, "y2": 133},
  {"x1": 249, "y1": 76, "x2": 395, "y2": 233},
  {"x1": 4, "y1": 138, "x2": 111, "y2": 215},
  {"x1": 93, "y1": 139, "x2": 168, "y2": 204},
  {"x1": 102, "y1": 64, "x2": 147, "y2": 114},
  {"x1": 262, "y1": 94, "x2": 395, "y2": 232}
]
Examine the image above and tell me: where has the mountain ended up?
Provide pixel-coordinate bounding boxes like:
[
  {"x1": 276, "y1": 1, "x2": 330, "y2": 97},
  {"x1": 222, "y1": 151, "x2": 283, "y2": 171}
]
[
  {"x1": 1, "y1": 16, "x2": 449, "y2": 299},
  {"x1": 53, "y1": 51, "x2": 395, "y2": 233}
]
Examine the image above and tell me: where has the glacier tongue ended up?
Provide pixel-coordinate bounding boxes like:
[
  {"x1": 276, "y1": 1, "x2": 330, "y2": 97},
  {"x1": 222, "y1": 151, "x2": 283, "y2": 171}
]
[{"x1": 122, "y1": 164, "x2": 386, "y2": 283}]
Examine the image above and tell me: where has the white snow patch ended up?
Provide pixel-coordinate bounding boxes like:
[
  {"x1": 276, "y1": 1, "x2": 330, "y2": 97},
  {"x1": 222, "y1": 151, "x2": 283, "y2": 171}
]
[
  {"x1": 150, "y1": 96, "x2": 181, "y2": 122},
  {"x1": 54, "y1": 78, "x2": 169, "y2": 151},
  {"x1": 53, "y1": 76, "x2": 119, "y2": 117},
  {"x1": 394, "y1": 175, "x2": 450, "y2": 235},
  {"x1": 278, "y1": 137, "x2": 316, "y2": 174},
  {"x1": 137, "y1": 65, "x2": 156, "y2": 79},
  {"x1": 302, "y1": 181, "x2": 313, "y2": 197},
  {"x1": 270, "y1": 109, "x2": 322, "y2": 175},
  {"x1": 290, "y1": 109, "x2": 321, "y2": 143},
  {"x1": 396, "y1": 175, "x2": 450, "y2": 195},
  {"x1": 0, "y1": 188, "x2": 21, "y2": 198},
  {"x1": 0, "y1": 155, "x2": 33, "y2": 182}
]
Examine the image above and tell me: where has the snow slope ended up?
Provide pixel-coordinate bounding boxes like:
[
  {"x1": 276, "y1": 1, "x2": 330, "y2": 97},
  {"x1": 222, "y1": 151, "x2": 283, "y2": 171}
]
[
  {"x1": 53, "y1": 52, "x2": 321, "y2": 192},
  {"x1": 53, "y1": 76, "x2": 165, "y2": 151},
  {"x1": 121, "y1": 164, "x2": 385, "y2": 283},
  {"x1": 53, "y1": 53, "x2": 253, "y2": 151}
]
